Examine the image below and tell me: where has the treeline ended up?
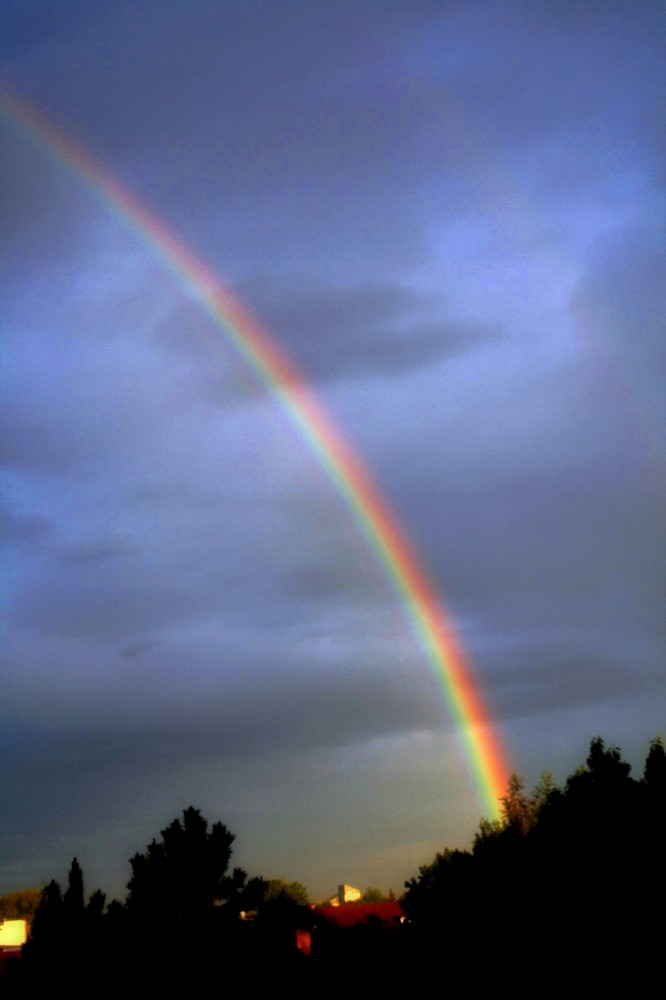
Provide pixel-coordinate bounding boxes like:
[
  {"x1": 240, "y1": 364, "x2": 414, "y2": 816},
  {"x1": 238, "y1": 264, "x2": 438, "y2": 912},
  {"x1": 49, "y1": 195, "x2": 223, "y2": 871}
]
[
  {"x1": 7, "y1": 807, "x2": 314, "y2": 991},
  {"x1": 3, "y1": 736, "x2": 664, "y2": 992},
  {"x1": 403, "y1": 736, "x2": 665, "y2": 988}
]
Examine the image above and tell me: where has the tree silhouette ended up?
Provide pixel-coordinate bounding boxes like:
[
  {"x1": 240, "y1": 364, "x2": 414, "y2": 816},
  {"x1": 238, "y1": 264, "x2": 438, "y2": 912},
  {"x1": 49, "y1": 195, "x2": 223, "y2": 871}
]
[
  {"x1": 63, "y1": 857, "x2": 84, "y2": 918},
  {"x1": 500, "y1": 773, "x2": 533, "y2": 833},
  {"x1": 123, "y1": 807, "x2": 267, "y2": 986},
  {"x1": 126, "y1": 806, "x2": 242, "y2": 923},
  {"x1": 403, "y1": 735, "x2": 665, "y2": 988},
  {"x1": 644, "y1": 734, "x2": 666, "y2": 790},
  {"x1": 12, "y1": 813, "x2": 268, "y2": 989}
]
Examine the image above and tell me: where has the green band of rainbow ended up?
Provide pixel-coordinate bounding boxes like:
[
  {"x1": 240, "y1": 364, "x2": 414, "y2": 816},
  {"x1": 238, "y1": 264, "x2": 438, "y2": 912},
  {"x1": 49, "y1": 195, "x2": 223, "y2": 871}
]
[{"x1": 2, "y1": 90, "x2": 510, "y2": 819}]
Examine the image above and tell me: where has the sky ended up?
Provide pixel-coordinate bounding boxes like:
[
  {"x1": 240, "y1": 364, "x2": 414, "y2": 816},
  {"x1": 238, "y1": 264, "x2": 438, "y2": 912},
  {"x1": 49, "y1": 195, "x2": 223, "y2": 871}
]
[{"x1": 1, "y1": 0, "x2": 664, "y2": 902}]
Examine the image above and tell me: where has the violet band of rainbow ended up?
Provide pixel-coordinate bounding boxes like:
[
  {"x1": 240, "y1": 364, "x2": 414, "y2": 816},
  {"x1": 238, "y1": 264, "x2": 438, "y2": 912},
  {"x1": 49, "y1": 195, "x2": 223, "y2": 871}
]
[{"x1": 2, "y1": 89, "x2": 511, "y2": 819}]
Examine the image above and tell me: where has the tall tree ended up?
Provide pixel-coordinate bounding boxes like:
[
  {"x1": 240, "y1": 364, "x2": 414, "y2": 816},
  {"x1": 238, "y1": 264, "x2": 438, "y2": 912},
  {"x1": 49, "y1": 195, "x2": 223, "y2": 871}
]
[
  {"x1": 500, "y1": 774, "x2": 533, "y2": 834},
  {"x1": 126, "y1": 806, "x2": 244, "y2": 923},
  {"x1": 63, "y1": 857, "x2": 84, "y2": 916},
  {"x1": 644, "y1": 735, "x2": 666, "y2": 790}
]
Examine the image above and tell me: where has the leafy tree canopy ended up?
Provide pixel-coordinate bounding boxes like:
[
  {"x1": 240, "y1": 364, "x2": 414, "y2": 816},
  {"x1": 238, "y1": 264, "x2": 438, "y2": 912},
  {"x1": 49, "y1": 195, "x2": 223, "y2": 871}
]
[
  {"x1": 264, "y1": 879, "x2": 310, "y2": 907},
  {"x1": 361, "y1": 887, "x2": 385, "y2": 903}
]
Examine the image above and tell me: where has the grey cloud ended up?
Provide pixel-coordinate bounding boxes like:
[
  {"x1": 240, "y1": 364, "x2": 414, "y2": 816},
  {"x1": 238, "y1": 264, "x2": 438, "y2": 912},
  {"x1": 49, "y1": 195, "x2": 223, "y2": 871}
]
[
  {"x1": 1, "y1": 648, "x2": 443, "y2": 889},
  {"x1": 59, "y1": 540, "x2": 139, "y2": 566},
  {"x1": 0, "y1": 408, "x2": 99, "y2": 474},
  {"x1": 238, "y1": 275, "x2": 500, "y2": 382},
  {"x1": 574, "y1": 229, "x2": 666, "y2": 399},
  {"x1": 149, "y1": 302, "x2": 259, "y2": 412},
  {"x1": 9, "y1": 496, "x2": 386, "y2": 641},
  {"x1": 0, "y1": 505, "x2": 53, "y2": 547},
  {"x1": 282, "y1": 562, "x2": 380, "y2": 604},
  {"x1": 12, "y1": 555, "x2": 235, "y2": 640},
  {"x1": 0, "y1": 340, "x2": 173, "y2": 480},
  {"x1": 412, "y1": 457, "x2": 663, "y2": 635},
  {"x1": 6, "y1": 2, "x2": 663, "y2": 216},
  {"x1": 2, "y1": 658, "x2": 440, "y2": 784},
  {"x1": 119, "y1": 639, "x2": 165, "y2": 659},
  {"x1": 486, "y1": 653, "x2": 654, "y2": 722},
  {"x1": 11, "y1": 560, "x2": 188, "y2": 639},
  {"x1": 0, "y1": 133, "x2": 92, "y2": 257}
]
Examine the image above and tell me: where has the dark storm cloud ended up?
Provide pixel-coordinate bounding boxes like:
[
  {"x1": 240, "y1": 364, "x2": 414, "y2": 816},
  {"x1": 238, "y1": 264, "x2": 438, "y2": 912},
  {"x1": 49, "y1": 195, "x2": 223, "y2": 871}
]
[
  {"x1": 1, "y1": 652, "x2": 442, "y2": 876},
  {"x1": 486, "y1": 653, "x2": 657, "y2": 722},
  {"x1": 237, "y1": 275, "x2": 500, "y2": 382},
  {"x1": 3, "y1": 659, "x2": 439, "y2": 775}
]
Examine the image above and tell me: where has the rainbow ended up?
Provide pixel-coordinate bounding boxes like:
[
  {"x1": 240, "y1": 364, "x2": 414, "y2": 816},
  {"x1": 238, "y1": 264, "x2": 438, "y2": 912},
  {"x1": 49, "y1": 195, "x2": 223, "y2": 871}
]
[{"x1": 1, "y1": 90, "x2": 510, "y2": 818}]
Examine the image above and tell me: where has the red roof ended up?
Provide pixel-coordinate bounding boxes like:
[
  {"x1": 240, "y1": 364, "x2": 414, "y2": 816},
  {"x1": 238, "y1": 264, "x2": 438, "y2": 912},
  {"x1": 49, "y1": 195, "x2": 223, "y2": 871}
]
[{"x1": 314, "y1": 901, "x2": 403, "y2": 928}]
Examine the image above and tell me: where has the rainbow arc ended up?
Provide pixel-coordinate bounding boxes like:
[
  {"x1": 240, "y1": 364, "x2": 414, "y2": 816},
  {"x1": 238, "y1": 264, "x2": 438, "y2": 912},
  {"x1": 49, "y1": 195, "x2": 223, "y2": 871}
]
[{"x1": 2, "y1": 90, "x2": 510, "y2": 818}]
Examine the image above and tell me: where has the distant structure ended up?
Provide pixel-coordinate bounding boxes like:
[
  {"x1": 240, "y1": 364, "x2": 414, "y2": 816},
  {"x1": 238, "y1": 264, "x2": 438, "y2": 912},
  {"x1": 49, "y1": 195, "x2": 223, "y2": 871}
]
[
  {"x1": 0, "y1": 919, "x2": 27, "y2": 950},
  {"x1": 0, "y1": 918, "x2": 27, "y2": 974},
  {"x1": 329, "y1": 884, "x2": 362, "y2": 907}
]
